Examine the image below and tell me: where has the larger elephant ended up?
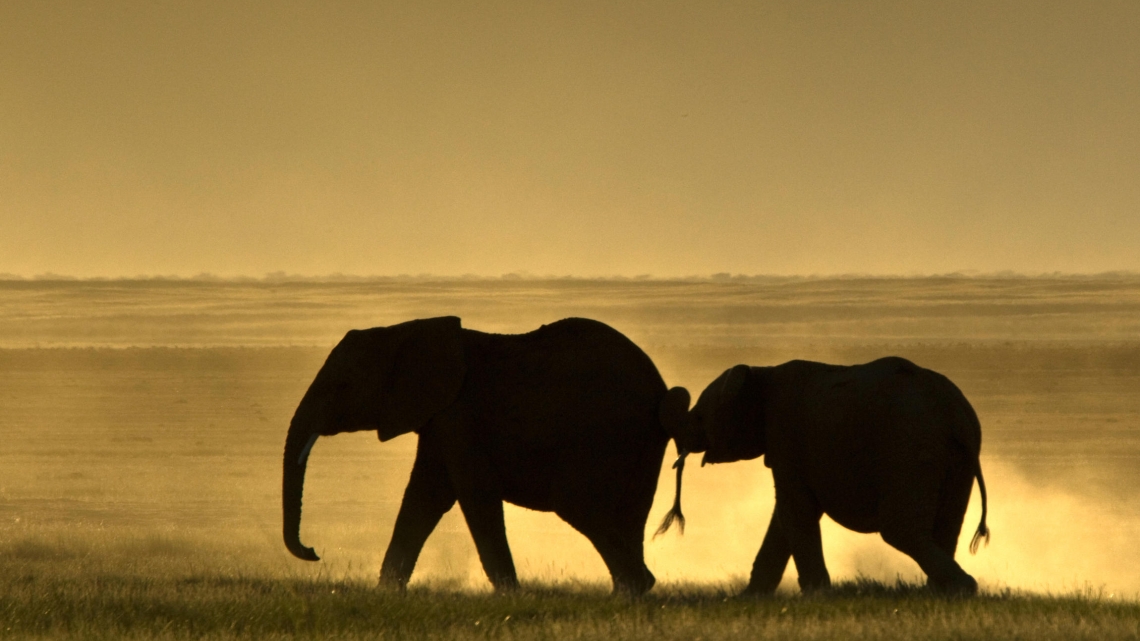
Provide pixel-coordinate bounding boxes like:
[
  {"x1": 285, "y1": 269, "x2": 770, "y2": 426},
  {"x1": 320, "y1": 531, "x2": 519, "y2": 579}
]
[
  {"x1": 283, "y1": 316, "x2": 671, "y2": 594},
  {"x1": 658, "y1": 357, "x2": 990, "y2": 595}
]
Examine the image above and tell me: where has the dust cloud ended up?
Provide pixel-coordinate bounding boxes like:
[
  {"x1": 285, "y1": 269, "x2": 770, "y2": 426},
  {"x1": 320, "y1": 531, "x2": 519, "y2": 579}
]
[
  {"x1": 2, "y1": 277, "x2": 1139, "y2": 597},
  {"x1": 412, "y1": 453, "x2": 1140, "y2": 598}
]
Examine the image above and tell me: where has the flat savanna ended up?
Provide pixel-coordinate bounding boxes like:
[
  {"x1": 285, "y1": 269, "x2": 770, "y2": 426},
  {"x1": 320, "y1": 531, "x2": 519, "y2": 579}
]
[{"x1": 3, "y1": 277, "x2": 1140, "y2": 639}]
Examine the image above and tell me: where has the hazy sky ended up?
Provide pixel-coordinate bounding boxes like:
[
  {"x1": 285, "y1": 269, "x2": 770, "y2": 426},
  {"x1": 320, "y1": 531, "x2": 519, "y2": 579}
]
[{"x1": 3, "y1": 2, "x2": 1138, "y2": 277}]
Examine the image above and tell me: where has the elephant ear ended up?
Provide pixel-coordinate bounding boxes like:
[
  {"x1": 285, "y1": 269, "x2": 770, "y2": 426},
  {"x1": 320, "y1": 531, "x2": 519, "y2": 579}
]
[
  {"x1": 721, "y1": 364, "x2": 750, "y2": 400},
  {"x1": 703, "y1": 365, "x2": 760, "y2": 465},
  {"x1": 375, "y1": 316, "x2": 467, "y2": 441}
]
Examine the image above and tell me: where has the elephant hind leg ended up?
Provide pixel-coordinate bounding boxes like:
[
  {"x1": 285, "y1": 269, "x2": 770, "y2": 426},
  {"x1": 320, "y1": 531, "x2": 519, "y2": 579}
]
[
  {"x1": 380, "y1": 432, "x2": 457, "y2": 589},
  {"x1": 879, "y1": 487, "x2": 977, "y2": 595},
  {"x1": 878, "y1": 453, "x2": 978, "y2": 595},
  {"x1": 881, "y1": 530, "x2": 977, "y2": 594},
  {"x1": 599, "y1": 531, "x2": 656, "y2": 595},
  {"x1": 563, "y1": 513, "x2": 655, "y2": 595},
  {"x1": 932, "y1": 463, "x2": 976, "y2": 558}
]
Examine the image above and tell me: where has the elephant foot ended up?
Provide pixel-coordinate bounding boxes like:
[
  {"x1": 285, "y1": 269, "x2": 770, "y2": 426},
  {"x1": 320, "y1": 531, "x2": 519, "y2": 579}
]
[
  {"x1": 743, "y1": 573, "x2": 786, "y2": 597},
  {"x1": 797, "y1": 587, "x2": 836, "y2": 600},
  {"x1": 737, "y1": 586, "x2": 779, "y2": 600},
  {"x1": 927, "y1": 573, "x2": 978, "y2": 596},
  {"x1": 797, "y1": 572, "x2": 832, "y2": 595},
  {"x1": 378, "y1": 573, "x2": 409, "y2": 592},
  {"x1": 612, "y1": 570, "x2": 656, "y2": 597},
  {"x1": 489, "y1": 574, "x2": 521, "y2": 593}
]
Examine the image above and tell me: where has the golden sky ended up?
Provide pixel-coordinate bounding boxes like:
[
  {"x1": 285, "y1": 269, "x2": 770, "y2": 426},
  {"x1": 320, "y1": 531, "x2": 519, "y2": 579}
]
[{"x1": 3, "y1": 2, "x2": 1138, "y2": 277}]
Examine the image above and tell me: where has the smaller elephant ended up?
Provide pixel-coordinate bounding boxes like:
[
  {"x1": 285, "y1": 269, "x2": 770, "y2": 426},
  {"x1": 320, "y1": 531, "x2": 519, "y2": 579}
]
[{"x1": 658, "y1": 357, "x2": 989, "y2": 595}]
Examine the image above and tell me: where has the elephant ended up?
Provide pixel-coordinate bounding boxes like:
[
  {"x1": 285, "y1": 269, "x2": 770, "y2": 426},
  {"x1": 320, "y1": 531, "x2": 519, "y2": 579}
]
[
  {"x1": 657, "y1": 356, "x2": 990, "y2": 595},
  {"x1": 282, "y1": 316, "x2": 672, "y2": 594}
]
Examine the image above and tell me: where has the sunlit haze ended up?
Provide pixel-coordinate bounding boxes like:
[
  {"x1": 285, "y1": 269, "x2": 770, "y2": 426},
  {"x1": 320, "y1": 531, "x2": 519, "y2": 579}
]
[{"x1": 3, "y1": 2, "x2": 1138, "y2": 278}]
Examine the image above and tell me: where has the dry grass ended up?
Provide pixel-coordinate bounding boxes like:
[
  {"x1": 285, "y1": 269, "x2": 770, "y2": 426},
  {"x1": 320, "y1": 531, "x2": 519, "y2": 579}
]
[
  {"x1": 3, "y1": 544, "x2": 1139, "y2": 641},
  {"x1": 3, "y1": 532, "x2": 1139, "y2": 640}
]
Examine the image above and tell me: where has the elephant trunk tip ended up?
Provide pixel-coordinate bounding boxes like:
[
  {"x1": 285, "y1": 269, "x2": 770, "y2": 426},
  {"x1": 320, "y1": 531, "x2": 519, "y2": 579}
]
[
  {"x1": 286, "y1": 539, "x2": 321, "y2": 562},
  {"x1": 283, "y1": 429, "x2": 321, "y2": 563}
]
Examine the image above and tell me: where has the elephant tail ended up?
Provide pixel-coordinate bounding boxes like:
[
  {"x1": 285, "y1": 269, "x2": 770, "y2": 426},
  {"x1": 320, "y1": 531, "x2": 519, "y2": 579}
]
[
  {"x1": 654, "y1": 448, "x2": 689, "y2": 538},
  {"x1": 968, "y1": 463, "x2": 990, "y2": 554}
]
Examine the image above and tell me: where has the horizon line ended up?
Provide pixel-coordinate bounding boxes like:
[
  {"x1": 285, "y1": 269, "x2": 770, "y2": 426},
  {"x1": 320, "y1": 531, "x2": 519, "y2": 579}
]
[{"x1": 3, "y1": 270, "x2": 1140, "y2": 283}]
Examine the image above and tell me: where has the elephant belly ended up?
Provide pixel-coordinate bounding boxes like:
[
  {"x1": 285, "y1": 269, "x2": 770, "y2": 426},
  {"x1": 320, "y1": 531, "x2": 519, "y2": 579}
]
[
  {"x1": 499, "y1": 475, "x2": 555, "y2": 513},
  {"x1": 824, "y1": 508, "x2": 879, "y2": 534},
  {"x1": 493, "y1": 431, "x2": 665, "y2": 530},
  {"x1": 492, "y1": 443, "x2": 558, "y2": 512},
  {"x1": 813, "y1": 481, "x2": 881, "y2": 534}
]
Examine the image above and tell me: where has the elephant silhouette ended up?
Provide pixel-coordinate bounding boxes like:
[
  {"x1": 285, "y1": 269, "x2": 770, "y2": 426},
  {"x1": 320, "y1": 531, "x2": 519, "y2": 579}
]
[
  {"x1": 283, "y1": 316, "x2": 672, "y2": 593},
  {"x1": 659, "y1": 357, "x2": 990, "y2": 595}
]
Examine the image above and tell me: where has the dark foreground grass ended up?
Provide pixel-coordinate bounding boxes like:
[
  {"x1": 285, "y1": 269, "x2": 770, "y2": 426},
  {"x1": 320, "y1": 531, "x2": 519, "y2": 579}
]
[
  {"x1": 2, "y1": 531, "x2": 1137, "y2": 640},
  {"x1": 3, "y1": 567, "x2": 1139, "y2": 640}
]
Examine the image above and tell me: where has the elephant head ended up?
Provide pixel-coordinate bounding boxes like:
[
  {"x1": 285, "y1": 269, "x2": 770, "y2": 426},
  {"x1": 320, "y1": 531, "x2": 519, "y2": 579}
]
[
  {"x1": 282, "y1": 316, "x2": 467, "y2": 561},
  {"x1": 660, "y1": 364, "x2": 765, "y2": 466},
  {"x1": 656, "y1": 364, "x2": 766, "y2": 536}
]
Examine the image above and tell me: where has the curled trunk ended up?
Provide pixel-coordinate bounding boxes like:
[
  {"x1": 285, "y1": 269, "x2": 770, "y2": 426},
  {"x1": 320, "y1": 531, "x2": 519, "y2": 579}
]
[
  {"x1": 283, "y1": 422, "x2": 320, "y2": 561},
  {"x1": 659, "y1": 387, "x2": 706, "y2": 453},
  {"x1": 655, "y1": 387, "x2": 702, "y2": 537}
]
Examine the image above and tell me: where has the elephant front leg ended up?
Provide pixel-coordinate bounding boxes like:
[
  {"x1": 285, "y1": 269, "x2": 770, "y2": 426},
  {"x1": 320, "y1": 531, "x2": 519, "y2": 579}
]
[
  {"x1": 774, "y1": 479, "x2": 830, "y2": 593},
  {"x1": 433, "y1": 414, "x2": 519, "y2": 591},
  {"x1": 455, "y1": 489, "x2": 518, "y2": 590},
  {"x1": 380, "y1": 433, "x2": 457, "y2": 589},
  {"x1": 742, "y1": 506, "x2": 793, "y2": 596}
]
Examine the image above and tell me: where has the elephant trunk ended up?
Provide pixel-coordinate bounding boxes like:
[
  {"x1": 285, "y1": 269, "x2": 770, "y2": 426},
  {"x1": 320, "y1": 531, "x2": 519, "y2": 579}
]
[
  {"x1": 655, "y1": 387, "x2": 700, "y2": 537},
  {"x1": 283, "y1": 419, "x2": 321, "y2": 561},
  {"x1": 659, "y1": 387, "x2": 706, "y2": 453}
]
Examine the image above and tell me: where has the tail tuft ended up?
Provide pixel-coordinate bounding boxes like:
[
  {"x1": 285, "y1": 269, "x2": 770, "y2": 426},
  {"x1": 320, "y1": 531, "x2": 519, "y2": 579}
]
[
  {"x1": 968, "y1": 523, "x2": 990, "y2": 555},
  {"x1": 653, "y1": 449, "x2": 689, "y2": 539},
  {"x1": 969, "y1": 462, "x2": 990, "y2": 555},
  {"x1": 654, "y1": 505, "x2": 686, "y2": 538}
]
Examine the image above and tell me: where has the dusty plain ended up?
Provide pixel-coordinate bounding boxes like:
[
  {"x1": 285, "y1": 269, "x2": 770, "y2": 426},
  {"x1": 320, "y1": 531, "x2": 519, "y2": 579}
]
[{"x1": 2, "y1": 276, "x2": 1140, "y2": 639}]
